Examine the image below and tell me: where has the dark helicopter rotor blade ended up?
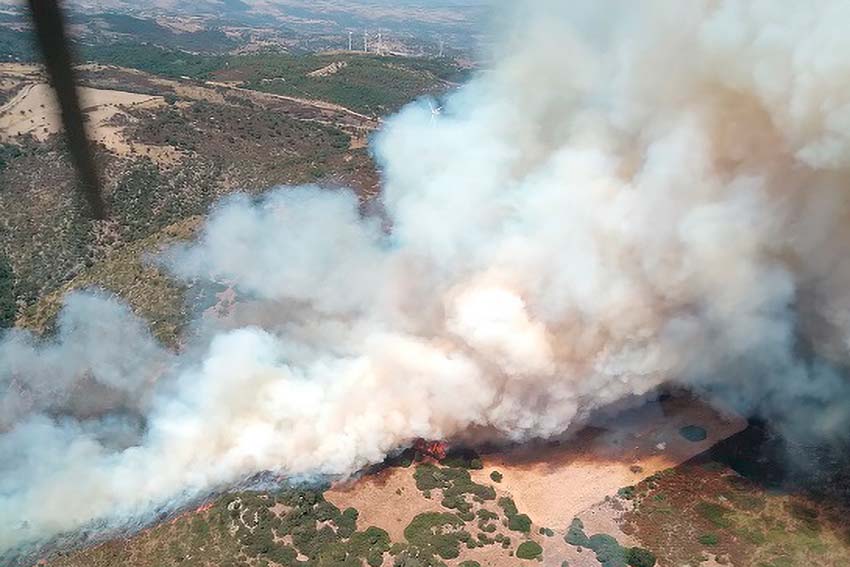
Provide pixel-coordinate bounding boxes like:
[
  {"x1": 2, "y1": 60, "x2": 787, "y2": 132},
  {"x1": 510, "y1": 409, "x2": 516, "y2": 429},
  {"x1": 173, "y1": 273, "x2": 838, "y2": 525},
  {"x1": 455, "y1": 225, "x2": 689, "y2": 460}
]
[{"x1": 27, "y1": 0, "x2": 106, "y2": 220}]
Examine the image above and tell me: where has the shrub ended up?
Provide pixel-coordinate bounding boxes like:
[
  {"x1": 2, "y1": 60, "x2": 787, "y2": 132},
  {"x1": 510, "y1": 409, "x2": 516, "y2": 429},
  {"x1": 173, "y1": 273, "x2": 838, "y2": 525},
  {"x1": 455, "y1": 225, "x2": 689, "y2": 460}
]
[
  {"x1": 516, "y1": 540, "x2": 543, "y2": 560},
  {"x1": 698, "y1": 533, "x2": 718, "y2": 546},
  {"x1": 459, "y1": 562, "x2": 481, "y2": 567},
  {"x1": 498, "y1": 497, "x2": 518, "y2": 516},
  {"x1": 508, "y1": 513, "x2": 532, "y2": 533},
  {"x1": 565, "y1": 518, "x2": 589, "y2": 547},
  {"x1": 404, "y1": 512, "x2": 466, "y2": 560},
  {"x1": 679, "y1": 425, "x2": 708, "y2": 442},
  {"x1": 388, "y1": 448, "x2": 415, "y2": 468},
  {"x1": 337, "y1": 507, "x2": 359, "y2": 538},
  {"x1": 441, "y1": 494, "x2": 471, "y2": 514},
  {"x1": 266, "y1": 543, "x2": 297, "y2": 565},
  {"x1": 626, "y1": 546, "x2": 657, "y2": 567},
  {"x1": 497, "y1": 495, "x2": 534, "y2": 534},
  {"x1": 414, "y1": 463, "x2": 447, "y2": 491},
  {"x1": 617, "y1": 486, "x2": 636, "y2": 500},
  {"x1": 190, "y1": 517, "x2": 209, "y2": 539},
  {"x1": 696, "y1": 502, "x2": 733, "y2": 528},
  {"x1": 316, "y1": 499, "x2": 341, "y2": 522},
  {"x1": 588, "y1": 533, "x2": 628, "y2": 567},
  {"x1": 442, "y1": 448, "x2": 484, "y2": 469},
  {"x1": 788, "y1": 502, "x2": 820, "y2": 533},
  {"x1": 350, "y1": 526, "x2": 390, "y2": 555},
  {"x1": 367, "y1": 550, "x2": 385, "y2": 567},
  {"x1": 490, "y1": 470, "x2": 503, "y2": 483}
]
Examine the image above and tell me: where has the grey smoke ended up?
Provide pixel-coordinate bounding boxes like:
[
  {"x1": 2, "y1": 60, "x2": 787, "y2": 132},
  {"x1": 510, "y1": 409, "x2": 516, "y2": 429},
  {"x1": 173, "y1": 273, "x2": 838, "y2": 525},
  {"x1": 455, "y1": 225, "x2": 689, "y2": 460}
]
[
  {"x1": 4, "y1": 0, "x2": 850, "y2": 556},
  {"x1": 0, "y1": 291, "x2": 169, "y2": 431}
]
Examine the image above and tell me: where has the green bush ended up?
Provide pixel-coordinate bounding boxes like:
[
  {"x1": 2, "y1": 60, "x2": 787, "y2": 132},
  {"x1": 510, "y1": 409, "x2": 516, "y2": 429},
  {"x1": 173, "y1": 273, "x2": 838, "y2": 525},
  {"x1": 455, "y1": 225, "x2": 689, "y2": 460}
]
[
  {"x1": 516, "y1": 540, "x2": 543, "y2": 560},
  {"x1": 415, "y1": 462, "x2": 495, "y2": 514},
  {"x1": 459, "y1": 561, "x2": 481, "y2": 567},
  {"x1": 350, "y1": 526, "x2": 390, "y2": 556},
  {"x1": 414, "y1": 463, "x2": 447, "y2": 491},
  {"x1": 445, "y1": 480, "x2": 495, "y2": 501},
  {"x1": 441, "y1": 448, "x2": 484, "y2": 470},
  {"x1": 388, "y1": 448, "x2": 415, "y2": 468},
  {"x1": 588, "y1": 533, "x2": 628, "y2": 567},
  {"x1": 698, "y1": 533, "x2": 718, "y2": 546},
  {"x1": 498, "y1": 497, "x2": 518, "y2": 516},
  {"x1": 508, "y1": 513, "x2": 532, "y2": 533},
  {"x1": 696, "y1": 501, "x2": 733, "y2": 528},
  {"x1": 490, "y1": 470, "x2": 503, "y2": 483},
  {"x1": 0, "y1": 143, "x2": 22, "y2": 172},
  {"x1": 497, "y1": 495, "x2": 533, "y2": 532},
  {"x1": 565, "y1": 518, "x2": 589, "y2": 547},
  {"x1": 266, "y1": 543, "x2": 297, "y2": 565},
  {"x1": 404, "y1": 512, "x2": 467, "y2": 560},
  {"x1": 626, "y1": 547, "x2": 656, "y2": 567},
  {"x1": 337, "y1": 507, "x2": 359, "y2": 538},
  {"x1": 679, "y1": 425, "x2": 708, "y2": 442},
  {"x1": 478, "y1": 521, "x2": 497, "y2": 533},
  {"x1": 441, "y1": 494, "x2": 471, "y2": 513},
  {"x1": 617, "y1": 486, "x2": 636, "y2": 500},
  {"x1": 458, "y1": 510, "x2": 475, "y2": 522}
]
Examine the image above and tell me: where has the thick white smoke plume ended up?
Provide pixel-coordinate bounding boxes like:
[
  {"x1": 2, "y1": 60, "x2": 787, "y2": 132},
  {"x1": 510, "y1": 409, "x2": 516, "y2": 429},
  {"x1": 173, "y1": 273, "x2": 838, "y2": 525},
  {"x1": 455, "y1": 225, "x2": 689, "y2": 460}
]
[{"x1": 5, "y1": 0, "x2": 850, "y2": 556}]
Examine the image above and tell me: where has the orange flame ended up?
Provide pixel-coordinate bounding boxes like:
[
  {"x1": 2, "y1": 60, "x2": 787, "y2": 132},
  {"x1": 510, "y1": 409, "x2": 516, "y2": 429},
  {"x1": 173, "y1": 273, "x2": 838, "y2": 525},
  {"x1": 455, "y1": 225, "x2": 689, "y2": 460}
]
[{"x1": 413, "y1": 438, "x2": 448, "y2": 460}]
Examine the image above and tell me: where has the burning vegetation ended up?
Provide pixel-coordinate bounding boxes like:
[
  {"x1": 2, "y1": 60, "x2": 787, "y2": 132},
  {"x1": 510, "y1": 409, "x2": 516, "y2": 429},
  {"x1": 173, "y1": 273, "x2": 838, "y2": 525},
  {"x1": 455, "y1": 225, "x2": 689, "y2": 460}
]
[
  {"x1": 7, "y1": 1, "x2": 850, "y2": 564},
  {"x1": 412, "y1": 439, "x2": 448, "y2": 462}
]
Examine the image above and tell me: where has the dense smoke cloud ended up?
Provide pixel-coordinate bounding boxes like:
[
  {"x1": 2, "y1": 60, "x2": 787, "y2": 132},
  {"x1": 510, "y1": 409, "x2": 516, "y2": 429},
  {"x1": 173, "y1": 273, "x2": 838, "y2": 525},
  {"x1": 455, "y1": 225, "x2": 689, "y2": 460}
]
[
  {"x1": 0, "y1": 292, "x2": 169, "y2": 430},
  {"x1": 4, "y1": 0, "x2": 850, "y2": 557}
]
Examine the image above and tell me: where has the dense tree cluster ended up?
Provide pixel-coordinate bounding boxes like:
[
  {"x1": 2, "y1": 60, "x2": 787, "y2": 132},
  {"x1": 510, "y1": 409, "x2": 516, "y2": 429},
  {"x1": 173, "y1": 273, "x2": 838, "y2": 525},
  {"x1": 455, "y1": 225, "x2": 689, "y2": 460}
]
[
  {"x1": 498, "y1": 497, "x2": 532, "y2": 534},
  {"x1": 564, "y1": 517, "x2": 656, "y2": 567}
]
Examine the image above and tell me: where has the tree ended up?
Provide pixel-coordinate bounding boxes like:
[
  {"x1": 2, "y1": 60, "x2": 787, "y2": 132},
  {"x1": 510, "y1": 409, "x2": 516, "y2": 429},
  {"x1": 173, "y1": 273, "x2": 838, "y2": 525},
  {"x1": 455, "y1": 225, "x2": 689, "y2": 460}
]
[
  {"x1": 626, "y1": 547, "x2": 656, "y2": 567},
  {"x1": 508, "y1": 513, "x2": 532, "y2": 533},
  {"x1": 0, "y1": 255, "x2": 15, "y2": 328},
  {"x1": 516, "y1": 540, "x2": 543, "y2": 560}
]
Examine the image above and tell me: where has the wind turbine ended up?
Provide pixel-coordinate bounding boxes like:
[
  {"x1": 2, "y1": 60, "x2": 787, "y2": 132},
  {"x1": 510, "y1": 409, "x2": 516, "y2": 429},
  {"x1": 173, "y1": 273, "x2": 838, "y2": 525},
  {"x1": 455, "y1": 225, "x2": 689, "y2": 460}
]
[{"x1": 429, "y1": 101, "x2": 442, "y2": 125}]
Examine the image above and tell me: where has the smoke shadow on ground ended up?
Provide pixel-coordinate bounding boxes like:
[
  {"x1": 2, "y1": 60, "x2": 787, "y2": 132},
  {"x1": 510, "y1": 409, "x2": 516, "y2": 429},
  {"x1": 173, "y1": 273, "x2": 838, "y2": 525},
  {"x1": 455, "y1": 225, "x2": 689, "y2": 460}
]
[{"x1": 710, "y1": 418, "x2": 850, "y2": 509}]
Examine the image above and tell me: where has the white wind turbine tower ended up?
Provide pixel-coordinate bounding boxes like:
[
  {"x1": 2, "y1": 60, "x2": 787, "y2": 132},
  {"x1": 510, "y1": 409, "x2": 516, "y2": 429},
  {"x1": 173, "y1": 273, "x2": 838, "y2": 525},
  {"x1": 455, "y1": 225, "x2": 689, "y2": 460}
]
[
  {"x1": 363, "y1": 30, "x2": 368, "y2": 53},
  {"x1": 348, "y1": 31, "x2": 353, "y2": 51},
  {"x1": 377, "y1": 32, "x2": 383, "y2": 55},
  {"x1": 429, "y1": 100, "x2": 442, "y2": 125}
]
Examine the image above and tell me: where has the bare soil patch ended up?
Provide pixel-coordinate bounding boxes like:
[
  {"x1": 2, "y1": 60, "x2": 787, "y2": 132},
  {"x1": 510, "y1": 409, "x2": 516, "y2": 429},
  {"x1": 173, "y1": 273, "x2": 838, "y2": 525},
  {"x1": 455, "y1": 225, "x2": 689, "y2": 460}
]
[
  {"x1": 326, "y1": 465, "x2": 442, "y2": 542},
  {"x1": 471, "y1": 397, "x2": 747, "y2": 531},
  {"x1": 0, "y1": 81, "x2": 166, "y2": 156}
]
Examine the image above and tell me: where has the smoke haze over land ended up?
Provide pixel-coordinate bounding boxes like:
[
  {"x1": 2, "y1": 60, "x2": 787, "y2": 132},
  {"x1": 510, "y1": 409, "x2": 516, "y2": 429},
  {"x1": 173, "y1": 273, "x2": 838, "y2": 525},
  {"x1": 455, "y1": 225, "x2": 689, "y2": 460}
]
[{"x1": 5, "y1": 0, "x2": 850, "y2": 557}]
